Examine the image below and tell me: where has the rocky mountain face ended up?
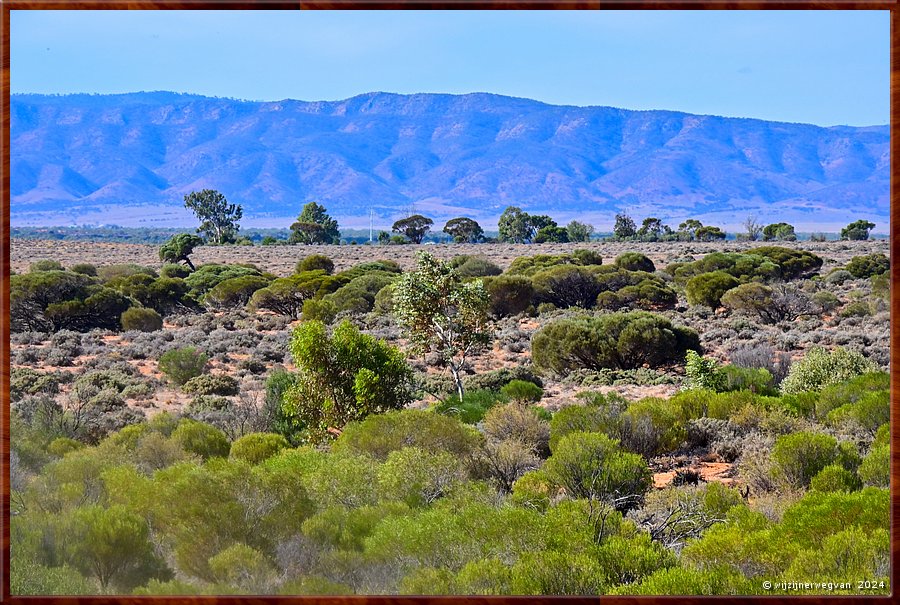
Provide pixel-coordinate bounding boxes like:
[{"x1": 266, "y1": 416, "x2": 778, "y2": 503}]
[{"x1": 11, "y1": 91, "x2": 889, "y2": 230}]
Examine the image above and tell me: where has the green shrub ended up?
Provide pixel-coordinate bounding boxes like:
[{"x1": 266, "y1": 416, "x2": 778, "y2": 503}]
[
  {"x1": 69, "y1": 263, "x2": 98, "y2": 276},
  {"x1": 325, "y1": 273, "x2": 395, "y2": 314},
  {"x1": 620, "y1": 398, "x2": 686, "y2": 458},
  {"x1": 483, "y1": 403, "x2": 550, "y2": 455},
  {"x1": 145, "y1": 277, "x2": 191, "y2": 315},
  {"x1": 372, "y1": 284, "x2": 395, "y2": 315},
  {"x1": 377, "y1": 447, "x2": 465, "y2": 507},
  {"x1": 826, "y1": 390, "x2": 890, "y2": 436},
  {"x1": 483, "y1": 275, "x2": 534, "y2": 318},
  {"x1": 779, "y1": 487, "x2": 889, "y2": 549},
  {"x1": 158, "y1": 347, "x2": 208, "y2": 386},
  {"x1": 839, "y1": 300, "x2": 871, "y2": 318},
  {"x1": 532, "y1": 311, "x2": 700, "y2": 376},
  {"x1": 47, "y1": 437, "x2": 85, "y2": 457},
  {"x1": 29, "y1": 259, "x2": 65, "y2": 272},
  {"x1": 230, "y1": 432, "x2": 290, "y2": 464},
  {"x1": 615, "y1": 280, "x2": 678, "y2": 311},
  {"x1": 611, "y1": 566, "x2": 754, "y2": 595},
  {"x1": 771, "y1": 431, "x2": 840, "y2": 488},
  {"x1": 183, "y1": 263, "x2": 262, "y2": 298},
  {"x1": 247, "y1": 270, "x2": 338, "y2": 318},
  {"x1": 11, "y1": 270, "x2": 94, "y2": 332},
  {"x1": 45, "y1": 287, "x2": 133, "y2": 332},
  {"x1": 337, "y1": 260, "x2": 402, "y2": 281},
  {"x1": 845, "y1": 253, "x2": 889, "y2": 279},
  {"x1": 171, "y1": 419, "x2": 230, "y2": 459},
  {"x1": 871, "y1": 272, "x2": 889, "y2": 301},
  {"x1": 815, "y1": 372, "x2": 888, "y2": 419},
  {"x1": 463, "y1": 366, "x2": 543, "y2": 392},
  {"x1": 187, "y1": 395, "x2": 231, "y2": 413},
  {"x1": 812, "y1": 290, "x2": 840, "y2": 312},
  {"x1": 181, "y1": 374, "x2": 240, "y2": 396},
  {"x1": 296, "y1": 254, "x2": 335, "y2": 275},
  {"x1": 507, "y1": 253, "x2": 577, "y2": 277},
  {"x1": 543, "y1": 431, "x2": 651, "y2": 512},
  {"x1": 810, "y1": 464, "x2": 862, "y2": 493},
  {"x1": 450, "y1": 255, "x2": 502, "y2": 278},
  {"x1": 858, "y1": 443, "x2": 889, "y2": 487},
  {"x1": 97, "y1": 263, "x2": 158, "y2": 283},
  {"x1": 10, "y1": 368, "x2": 61, "y2": 401},
  {"x1": 685, "y1": 271, "x2": 740, "y2": 307},
  {"x1": 282, "y1": 321, "x2": 414, "y2": 442},
  {"x1": 510, "y1": 470, "x2": 553, "y2": 511},
  {"x1": 684, "y1": 350, "x2": 726, "y2": 391},
  {"x1": 120, "y1": 307, "x2": 163, "y2": 332},
  {"x1": 500, "y1": 380, "x2": 543, "y2": 404},
  {"x1": 549, "y1": 393, "x2": 627, "y2": 451},
  {"x1": 203, "y1": 275, "x2": 271, "y2": 309},
  {"x1": 720, "y1": 365, "x2": 775, "y2": 395},
  {"x1": 532, "y1": 265, "x2": 602, "y2": 309},
  {"x1": 510, "y1": 550, "x2": 607, "y2": 595},
  {"x1": 780, "y1": 347, "x2": 878, "y2": 395},
  {"x1": 160, "y1": 263, "x2": 191, "y2": 279},
  {"x1": 335, "y1": 409, "x2": 480, "y2": 461},
  {"x1": 614, "y1": 252, "x2": 655, "y2": 273},
  {"x1": 673, "y1": 252, "x2": 777, "y2": 283},
  {"x1": 434, "y1": 390, "x2": 505, "y2": 424},
  {"x1": 752, "y1": 246, "x2": 823, "y2": 279},
  {"x1": 301, "y1": 298, "x2": 337, "y2": 324},
  {"x1": 571, "y1": 249, "x2": 603, "y2": 266}
]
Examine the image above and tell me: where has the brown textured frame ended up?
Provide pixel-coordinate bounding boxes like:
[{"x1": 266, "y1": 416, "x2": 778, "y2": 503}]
[{"x1": 1, "y1": 2, "x2": 897, "y2": 603}]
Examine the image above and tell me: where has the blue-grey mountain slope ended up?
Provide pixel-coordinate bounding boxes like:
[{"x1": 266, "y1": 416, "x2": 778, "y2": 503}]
[{"x1": 11, "y1": 91, "x2": 888, "y2": 230}]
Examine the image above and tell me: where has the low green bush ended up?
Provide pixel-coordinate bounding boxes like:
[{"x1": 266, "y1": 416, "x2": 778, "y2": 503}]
[
  {"x1": 500, "y1": 380, "x2": 543, "y2": 404},
  {"x1": 532, "y1": 265, "x2": 602, "y2": 309},
  {"x1": 614, "y1": 252, "x2": 655, "y2": 273},
  {"x1": 203, "y1": 275, "x2": 271, "y2": 309},
  {"x1": 532, "y1": 311, "x2": 700, "y2": 376},
  {"x1": 120, "y1": 307, "x2": 163, "y2": 332},
  {"x1": 685, "y1": 271, "x2": 740, "y2": 308},
  {"x1": 450, "y1": 255, "x2": 502, "y2": 278},
  {"x1": 296, "y1": 254, "x2": 335, "y2": 275},
  {"x1": 158, "y1": 346, "x2": 208, "y2": 386},
  {"x1": 780, "y1": 347, "x2": 878, "y2": 395},
  {"x1": 434, "y1": 390, "x2": 506, "y2": 424},
  {"x1": 771, "y1": 431, "x2": 841, "y2": 488},
  {"x1": 230, "y1": 432, "x2": 290, "y2": 464},
  {"x1": 334, "y1": 409, "x2": 481, "y2": 461},
  {"x1": 858, "y1": 442, "x2": 889, "y2": 487},
  {"x1": 810, "y1": 464, "x2": 862, "y2": 493},
  {"x1": 171, "y1": 419, "x2": 230, "y2": 459},
  {"x1": 181, "y1": 374, "x2": 240, "y2": 396},
  {"x1": 845, "y1": 253, "x2": 889, "y2": 279}
]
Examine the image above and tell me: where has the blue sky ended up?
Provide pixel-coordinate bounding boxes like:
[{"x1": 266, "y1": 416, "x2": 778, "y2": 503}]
[{"x1": 12, "y1": 10, "x2": 888, "y2": 126}]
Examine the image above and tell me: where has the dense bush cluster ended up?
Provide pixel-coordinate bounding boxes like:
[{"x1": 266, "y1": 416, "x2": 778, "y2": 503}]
[
  {"x1": 9, "y1": 239, "x2": 888, "y2": 596},
  {"x1": 11, "y1": 365, "x2": 888, "y2": 595},
  {"x1": 532, "y1": 311, "x2": 700, "y2": 377}
]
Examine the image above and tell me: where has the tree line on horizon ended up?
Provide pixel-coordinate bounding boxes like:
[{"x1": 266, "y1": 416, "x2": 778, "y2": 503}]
[{"x1": 165, "y1": 189, "x2": 878, "y2": 253}]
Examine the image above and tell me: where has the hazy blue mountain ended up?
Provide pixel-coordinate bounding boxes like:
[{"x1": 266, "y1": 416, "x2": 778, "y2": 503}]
[{"x1": 11, "y1": 91, "x2": 888, "y2": 230}]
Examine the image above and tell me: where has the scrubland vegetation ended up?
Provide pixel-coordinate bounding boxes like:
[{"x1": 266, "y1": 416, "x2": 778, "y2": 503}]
[{"x1": 8, "y1": 234, "x2": 890, "y2": 596}]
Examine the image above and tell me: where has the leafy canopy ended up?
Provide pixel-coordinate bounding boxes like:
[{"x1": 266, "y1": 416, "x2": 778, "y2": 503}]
[
  {"x1": 393, "y1": 252, "x2": 491, "y2": 398},
  {"x1": 290, "y1": 202, "x2": 340, "y2": 244},
  {"x1": 183, "y1": 189, "x2": 242, "y2": 244},
  {"x1": 283, "y1": 320, "x2": 414, "y2": 442}
]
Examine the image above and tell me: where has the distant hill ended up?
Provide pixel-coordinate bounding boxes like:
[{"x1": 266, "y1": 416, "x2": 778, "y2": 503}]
[{"x1": 10, "y1": 91, "x2": 889, "y2": 231}]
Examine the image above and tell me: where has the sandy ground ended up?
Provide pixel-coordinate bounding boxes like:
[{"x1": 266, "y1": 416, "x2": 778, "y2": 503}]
[{"x1": 11, "y1": 238, "x2": 888, "y2": 276}]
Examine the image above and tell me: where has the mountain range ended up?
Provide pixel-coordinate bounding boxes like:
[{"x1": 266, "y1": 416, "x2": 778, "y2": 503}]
[{"x1": 10, "y1": 91, "x2": 889, "y2": 231}]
